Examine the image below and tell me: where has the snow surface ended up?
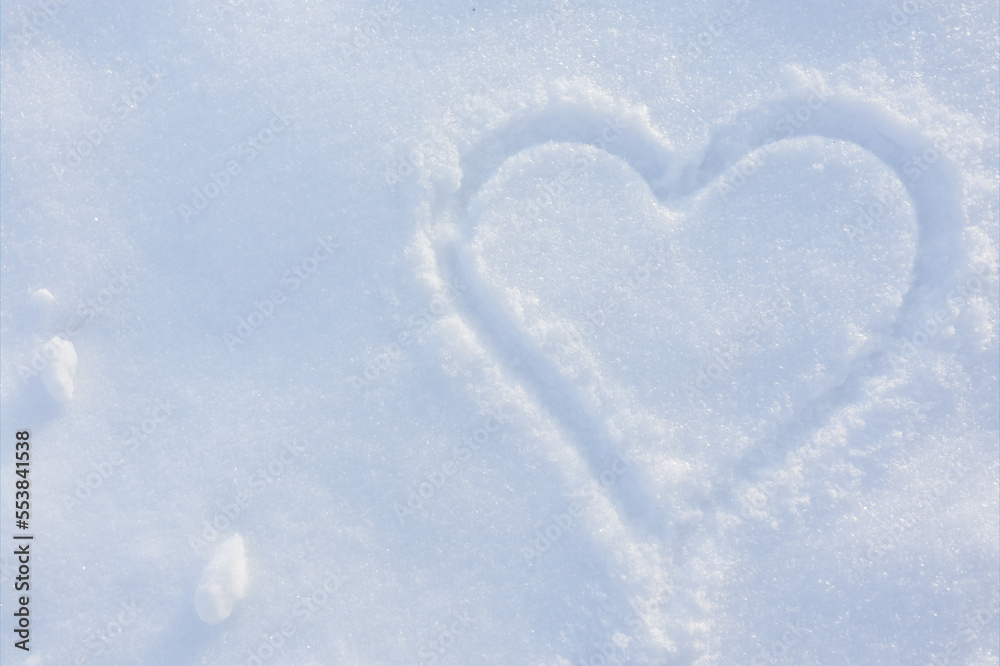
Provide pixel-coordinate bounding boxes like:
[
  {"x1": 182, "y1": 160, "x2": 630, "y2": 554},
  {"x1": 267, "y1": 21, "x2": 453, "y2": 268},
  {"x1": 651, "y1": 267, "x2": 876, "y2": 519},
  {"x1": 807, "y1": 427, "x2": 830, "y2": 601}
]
[{"x1": 1, "y1": 1, "x2": 998, "y2": 664}]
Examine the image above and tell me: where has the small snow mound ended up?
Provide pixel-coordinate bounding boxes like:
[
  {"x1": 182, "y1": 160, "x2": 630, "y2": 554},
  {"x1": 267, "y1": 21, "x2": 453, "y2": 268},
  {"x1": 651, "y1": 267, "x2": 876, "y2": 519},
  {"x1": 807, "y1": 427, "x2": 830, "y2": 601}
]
[
  {"x1": 194, "y1": 534, "x2": 248, "y2": 625},
  {"x1": 41, "y1": 336, "x2": 77, "y2": 402},
  {"x1": 30, "y1": 288, "x2": 56, "y2": 308}
]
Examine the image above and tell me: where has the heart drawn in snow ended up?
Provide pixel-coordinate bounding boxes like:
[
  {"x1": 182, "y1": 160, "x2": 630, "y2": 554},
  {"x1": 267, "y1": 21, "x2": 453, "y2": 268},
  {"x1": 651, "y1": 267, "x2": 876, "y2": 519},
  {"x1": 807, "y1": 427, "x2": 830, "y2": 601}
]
[{"x1": 415, "y1": 72, "x2": 966, "y2": 588}]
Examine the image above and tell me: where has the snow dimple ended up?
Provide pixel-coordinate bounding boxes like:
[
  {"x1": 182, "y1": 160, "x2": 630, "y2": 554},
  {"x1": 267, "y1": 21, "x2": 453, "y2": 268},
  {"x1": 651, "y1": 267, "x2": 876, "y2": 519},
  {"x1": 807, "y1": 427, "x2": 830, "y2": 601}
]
[
  {"x1": 40, "y1": 336, "x2": 77, "y2": 402},
  {"x1": 194, "y1": 534, "x2": 248, "y2": 625}
]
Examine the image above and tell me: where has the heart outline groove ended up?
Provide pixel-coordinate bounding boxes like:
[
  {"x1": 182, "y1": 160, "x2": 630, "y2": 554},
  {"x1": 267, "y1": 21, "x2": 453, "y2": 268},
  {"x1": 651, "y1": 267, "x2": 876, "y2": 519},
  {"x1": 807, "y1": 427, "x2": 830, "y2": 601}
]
[{"x1": 409, "y1": 71, "x2": 970, "y2": 661}]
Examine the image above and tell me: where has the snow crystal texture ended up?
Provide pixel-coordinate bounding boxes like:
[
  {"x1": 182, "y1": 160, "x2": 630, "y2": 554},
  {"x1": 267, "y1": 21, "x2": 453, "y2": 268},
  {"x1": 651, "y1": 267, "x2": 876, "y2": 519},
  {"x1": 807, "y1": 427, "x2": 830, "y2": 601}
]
[{"x1": 1, "y1": 1, "x2": 997, "y2": 665}]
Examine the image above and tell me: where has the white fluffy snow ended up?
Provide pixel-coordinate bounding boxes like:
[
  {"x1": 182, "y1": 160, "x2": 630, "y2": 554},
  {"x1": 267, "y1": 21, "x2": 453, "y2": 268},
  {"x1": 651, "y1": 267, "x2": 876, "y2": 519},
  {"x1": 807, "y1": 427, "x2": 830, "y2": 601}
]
[
  {"x1": 1, "y1": 1, "x2": 997, "y2": 664},
  {"x1": 29, "y1": 289, "x2": 55, "y2": 309},
  {"x1": 194, "y1": 534, "x2": 248, "y2": 625},
  {"x1": 39, "y1": 336, "x2": 77, "y2": 403}
]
